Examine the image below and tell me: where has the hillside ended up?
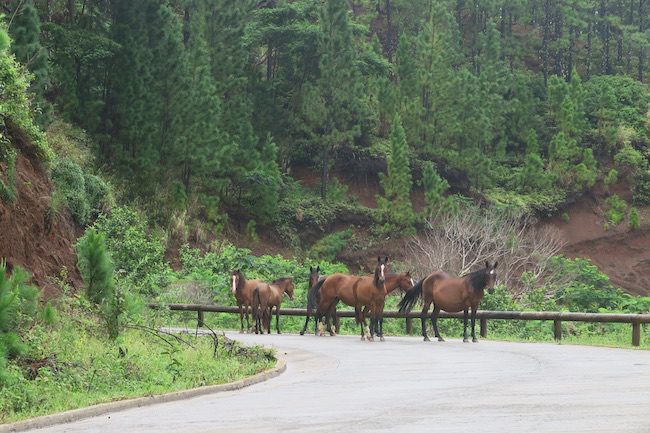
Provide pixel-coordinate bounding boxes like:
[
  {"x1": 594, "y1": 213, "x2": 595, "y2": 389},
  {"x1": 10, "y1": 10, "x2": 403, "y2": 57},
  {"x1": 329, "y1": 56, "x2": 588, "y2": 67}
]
[{"x1": 0, "y1": 122, "x2": 81, "y2": 296}]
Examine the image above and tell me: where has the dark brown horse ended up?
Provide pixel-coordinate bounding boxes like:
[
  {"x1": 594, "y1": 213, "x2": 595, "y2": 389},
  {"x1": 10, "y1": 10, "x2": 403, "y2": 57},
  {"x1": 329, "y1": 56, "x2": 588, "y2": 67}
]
[
  {"x1": 252, "y1": 278, "x2": 295, "y2": 334},
  {"x1": 300, "y1": 266, "x2": 328, "y2": 336},
  {"x1": 353, "y1": 268, "x2": 415, "y2": 341},
  {"x1": 398, "y1": 262, "x2": 498, "y2": 342},
  {"x1": 231, "y1": 269, "x2": 266, "y2": 333}
]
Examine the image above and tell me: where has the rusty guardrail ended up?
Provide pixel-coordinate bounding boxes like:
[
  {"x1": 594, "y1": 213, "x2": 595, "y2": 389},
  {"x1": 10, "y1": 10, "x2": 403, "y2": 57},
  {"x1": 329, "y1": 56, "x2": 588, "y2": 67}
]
[{"x1": 150, "y1": 303, "x2": 650, "y2": 346}]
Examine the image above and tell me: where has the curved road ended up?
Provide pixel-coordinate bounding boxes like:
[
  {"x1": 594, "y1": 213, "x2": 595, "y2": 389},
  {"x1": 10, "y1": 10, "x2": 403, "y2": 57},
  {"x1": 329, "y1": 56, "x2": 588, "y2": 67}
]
[{"x1": 32, "y1": 333, "x2": 650, "y2": 433}]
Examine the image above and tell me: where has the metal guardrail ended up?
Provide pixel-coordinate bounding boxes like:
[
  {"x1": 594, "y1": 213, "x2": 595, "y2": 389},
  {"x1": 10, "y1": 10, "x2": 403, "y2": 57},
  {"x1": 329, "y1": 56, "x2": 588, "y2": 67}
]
[{"x1": 150, "y1": 303, "x2": 650, "y2": 346}]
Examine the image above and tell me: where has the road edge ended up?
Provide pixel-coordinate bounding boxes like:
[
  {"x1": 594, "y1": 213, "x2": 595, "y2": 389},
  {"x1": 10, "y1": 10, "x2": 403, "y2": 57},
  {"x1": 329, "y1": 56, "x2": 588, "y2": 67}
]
[{"x1": 0, "y1": 353, "x2": 286, "y2": 433}]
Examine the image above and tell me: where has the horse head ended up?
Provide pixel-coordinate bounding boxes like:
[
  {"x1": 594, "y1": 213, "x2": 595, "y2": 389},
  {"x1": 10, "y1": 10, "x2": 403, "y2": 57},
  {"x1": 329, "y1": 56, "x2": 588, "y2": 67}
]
[
  {"x1": 274, "y1": 277, "x2": 295, "y2": 300},
  {"x1": 375, "y1": 256, "x2": 389, "y2": 286},
  {"x1": 398, "y1": 271, "x2": 415, "y2": 291},
  {"x1": 231, "y1": 269, "x2": 244, "y2": 295},
  {"x1": 309, "y1": 266, "x2": 321, "y2": 289},
  {"x1": 485, "y1": 261, "x2": 498, "y2": 294}
]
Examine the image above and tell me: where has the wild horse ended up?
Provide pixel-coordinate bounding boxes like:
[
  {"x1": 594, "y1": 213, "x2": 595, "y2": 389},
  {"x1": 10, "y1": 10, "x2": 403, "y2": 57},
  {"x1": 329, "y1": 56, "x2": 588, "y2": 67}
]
[
  {"x1": 252, "y1": 278, "x2": 295, "y2": 334},
  {"x1": 231, "y1": 269, "x2": 267, "y2": 333},
  {"x1": 398, "y1": 262, "x2": 498, "y2": 342},
  {"x1": 354, "y1": 268, "x2": 414, "y2": 341},
  {"x1": 300, "y1": 266, "x2": 328, "y2": 336}
]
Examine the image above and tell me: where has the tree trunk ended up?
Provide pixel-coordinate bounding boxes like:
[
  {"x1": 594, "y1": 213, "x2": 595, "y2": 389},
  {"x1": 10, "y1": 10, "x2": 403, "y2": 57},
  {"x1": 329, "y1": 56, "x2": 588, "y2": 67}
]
[
  {"x1": 542, "y1": 0, "x2": 551, "y2": 86},
  {"x1": 640, "y1": 0, "x2": 646, "y2": 81},
  {"x1": 587, "y1": 9, "x2": 594, "y2": 79},
  {"x1": 600, "y1": 0, "x2": 611, "y2": 74}
]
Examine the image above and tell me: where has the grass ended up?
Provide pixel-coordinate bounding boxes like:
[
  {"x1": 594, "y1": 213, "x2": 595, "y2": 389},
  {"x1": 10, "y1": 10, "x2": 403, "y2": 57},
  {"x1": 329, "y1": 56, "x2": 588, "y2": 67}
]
[{"x1": 0, "y1": 301, "x2": 275, "y2": 424}]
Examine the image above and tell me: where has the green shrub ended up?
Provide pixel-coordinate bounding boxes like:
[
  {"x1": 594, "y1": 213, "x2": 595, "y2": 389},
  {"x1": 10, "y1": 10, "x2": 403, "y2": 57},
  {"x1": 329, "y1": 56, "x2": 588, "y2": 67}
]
[
  {"x1": 83, "y1": 173, "x2": 110, "y2": 219},
  {"x1": 93, "y1": 207, "x2": 170, "y2": 296},
  {"x1": 51, "y1": 158, "x2": 89, "y2": 226},
  {"x1": 0, "y1": 148, "x2": 17, "y2": 203},
  {"x1": 629, "y1": 207, "x2": 640, "y2": 230},
  {"x1": 603, "y1": 168, "x2": 618, "y2": 192},
  {"x1": 604, "y1": 194, "x2": 627, "y2": 227},
  {"x1": 309, "y1": 229, "x2": 353, "y2": 262}
]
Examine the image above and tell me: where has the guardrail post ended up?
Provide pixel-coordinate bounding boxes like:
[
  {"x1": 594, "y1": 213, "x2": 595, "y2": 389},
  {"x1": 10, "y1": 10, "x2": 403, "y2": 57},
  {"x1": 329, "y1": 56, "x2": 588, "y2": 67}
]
[
  {"x1": 197, "y1": 310, "x2": 205, "y2": 328},
  {"x1": 632, "y1": 321, "x2": 641, "y2": 347},
  {"x1": 406, "y1": 318, "x2": 413, "y2": 335},
  {"x1": 480, "y1": 318, "x2": 488, "y2": 338},
  {"x1": 553, "y1": 320, "x2": 562, "y2": 342}
]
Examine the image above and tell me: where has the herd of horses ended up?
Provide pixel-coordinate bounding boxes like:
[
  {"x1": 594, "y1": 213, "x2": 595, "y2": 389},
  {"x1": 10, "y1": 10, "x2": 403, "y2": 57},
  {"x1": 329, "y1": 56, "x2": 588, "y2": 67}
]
[{"x1": 231, "y1": 257, "x2": 498, "y2": 342}]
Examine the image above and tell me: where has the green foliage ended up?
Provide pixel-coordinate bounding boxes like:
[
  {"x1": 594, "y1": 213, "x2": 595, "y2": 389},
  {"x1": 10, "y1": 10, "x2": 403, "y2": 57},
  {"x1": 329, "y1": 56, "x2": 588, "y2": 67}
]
[
  {"x1": 0, "y1": 262, "x2": 39, "y2": 381},
  {"x1": 421, "y1": 161, "x2": 451, "y2": 216},
  {"x1": 604, "y1": 168, "x2": 618, "y2": 192},
  {"x1": 93, "y1": 207, "x2": 169, "y2": 294},
  {"x1": 0, "y1": 21, "x2": 51, "y2": 162},
  {"x1": 76, "y1": 229, "x2": 119, "y2": 339},
  {"x1": 629, "y1": 207, "x2": 640, "y2": 230},
  {"x1": 0, "y1": 147, "x2": 17, "y2": 203},
  {"x1": 604, "y1": 194, "x2": 628, "y2": 227},
  {"x1": 377, "y1": 114, "x2": 415, "y2": 235},
  {"x1": 83, "y1": 173, "x2": 110, "y2": 219},
  {"x1": 0, "y1": 299, "x2": 274, "y2": 423},
  {"x1": 51, "y1": 158, "x2": 89, "y2": 226},
  {"x1": 309, "y1": 229, "x2": 353, "y2": 262}
]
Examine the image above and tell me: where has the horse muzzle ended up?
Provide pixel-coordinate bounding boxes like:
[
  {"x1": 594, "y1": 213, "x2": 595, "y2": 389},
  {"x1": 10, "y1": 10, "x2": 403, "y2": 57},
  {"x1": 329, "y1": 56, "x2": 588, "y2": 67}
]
[{"x1": 487, "y1": 287, "x2": 495, "y2": 294}]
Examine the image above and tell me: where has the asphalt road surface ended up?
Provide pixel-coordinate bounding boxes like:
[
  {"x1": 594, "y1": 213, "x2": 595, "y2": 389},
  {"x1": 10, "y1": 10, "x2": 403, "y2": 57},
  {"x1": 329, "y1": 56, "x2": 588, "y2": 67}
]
[{"x1": 30, "y1": 332, "x2": 650, "y2": 433}]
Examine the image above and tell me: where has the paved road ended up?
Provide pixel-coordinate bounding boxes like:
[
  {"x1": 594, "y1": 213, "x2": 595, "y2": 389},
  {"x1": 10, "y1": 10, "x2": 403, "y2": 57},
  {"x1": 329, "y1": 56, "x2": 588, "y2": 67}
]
[{"x1": 32, "y1": 333, "x2": 650, "y2": 433}]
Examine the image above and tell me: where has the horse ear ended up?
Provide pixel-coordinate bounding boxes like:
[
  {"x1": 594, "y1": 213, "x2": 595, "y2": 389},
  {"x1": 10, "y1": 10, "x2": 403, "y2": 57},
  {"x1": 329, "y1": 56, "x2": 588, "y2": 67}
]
[
  {"x1": 494, "y1": 261, "x2": 498, "y2": 268},
  {"x1": 485, "y1": 261, "x2": 489, "y2": 268},
  {"x1": 377, "y1": 256, "x2": 381, "y2": 262},
  {"x1": 316, "y1": 266, "x2": 320, "y2": 272},
  {"x1": 310, "y1": 266, "x2": 313, "y2": 272},
  {"x1": 385, "y1": 256, "x2": 389, "y2": 263}
]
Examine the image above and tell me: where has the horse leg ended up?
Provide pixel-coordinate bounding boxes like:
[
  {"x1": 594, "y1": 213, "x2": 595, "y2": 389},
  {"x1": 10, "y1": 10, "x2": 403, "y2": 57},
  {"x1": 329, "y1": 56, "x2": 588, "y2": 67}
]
[
  {"x1": 276, "y1": 305, "x2": 281, "y2": 334},
  {"x1": 300, "y1": 309, "x2": 310, "y2": 336},
  {"x1": 421, "y1": 301, "x2": 431, "y2": 341},
  {"x1": 327, "y1": 304, "x2": 337, "y2": 336},
  {"x1": 432, "y1": 305, "x2": 444, "y2": 342},
  {"x1": 379, "y1": 303, "x2": 385, "y2": 342},
  {"x1": 239, "y1": 305, "x2": 245, "y2": 333},
  {"x1": 462, "y1": 308, "x2": 469, "y2": 342},
  {"x1": 471, "y1": 306, "x2": 478, "y2": 343}
]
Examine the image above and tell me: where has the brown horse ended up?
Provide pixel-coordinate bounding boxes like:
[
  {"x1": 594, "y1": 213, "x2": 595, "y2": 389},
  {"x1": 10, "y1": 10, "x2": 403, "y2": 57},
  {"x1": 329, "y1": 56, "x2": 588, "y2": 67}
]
[
  {"x1": 252, "y1": 277, "x2": 295, "y2": 334},
  {"x1": 398, "y1": 262, "x2": 498, "y2": 343},
  {"x1": 231, "y1": 269, "x2": 266, "y2": 333},
  {"x1": 300, "y1": 266, "x2": 328, "y2": 336},
  {"x1": 354, "y1": 269, "x2": 414, "y2": 341}
]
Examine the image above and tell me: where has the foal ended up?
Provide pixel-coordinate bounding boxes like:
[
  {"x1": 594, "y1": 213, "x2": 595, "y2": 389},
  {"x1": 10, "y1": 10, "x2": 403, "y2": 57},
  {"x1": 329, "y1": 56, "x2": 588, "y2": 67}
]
[
  {"x1": 252, "y1": 277, "x2": 295, "y2": 334},
  {"x1": 398, "y1": 262, "x2": 498, "y2": 342}
]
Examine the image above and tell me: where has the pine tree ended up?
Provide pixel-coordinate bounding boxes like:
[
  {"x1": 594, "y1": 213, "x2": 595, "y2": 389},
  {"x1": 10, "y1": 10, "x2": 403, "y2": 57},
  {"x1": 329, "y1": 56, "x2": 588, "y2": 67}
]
[
  {"x1": 312, "y1": 0, "x2": 362, "y2": 199},
  {"x1": 422, "y1": 161, "x2": 450, "y2": 217},
  {"x1": 377, "y1": 114, "x2": 415, "y2": 233}
]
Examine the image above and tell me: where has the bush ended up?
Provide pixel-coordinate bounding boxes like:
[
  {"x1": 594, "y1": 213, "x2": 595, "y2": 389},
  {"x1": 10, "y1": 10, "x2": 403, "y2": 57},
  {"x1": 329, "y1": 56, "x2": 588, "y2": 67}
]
[
  {"x1": 93, "y1": 207, "x2": 169, "y2": 294},
  {"x1": 309, "y1": 229, "x2": 353, "y2": 262},
  {"x1": 83, "y1": 173, "x2": 110, "y2": 219},
  {"x1": 629, "y1": 207, "x2": 640, "y2": 230},
  {"x1": 604, "y1": 194, "x2": 627, "y2": 227},
  {"x1": 603, "y1": 168, "x2": 618, "y2": 192},
  {"x1": 51, "y1": 158, "x2": 89, "y2": 226}
]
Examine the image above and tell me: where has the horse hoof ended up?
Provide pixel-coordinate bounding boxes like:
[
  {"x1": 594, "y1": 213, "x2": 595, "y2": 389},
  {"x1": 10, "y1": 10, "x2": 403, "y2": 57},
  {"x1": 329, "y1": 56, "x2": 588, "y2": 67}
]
[
  {"x1": 437, "y1": 337, "x2": 445, "y2": 342},
  {"x1": 277, "y1": 331, "x2": 281, "y2": 334},
  {"x1": 380, "y1": 337, "x2": 385, "y2": 342},
  {"x1": 472, "y1": 338, "x2": 479, "y2": 343},
  {"x1": 329, "y1": 332, "x2": 336, "y2": 337},
  {"x1": 239, "y1": 330, "x2": 244, "y2": 334},
  {"x1": 360, "y1": 336, "x2": 365, "y2": 341},
  {"x1": 299, "y1": 331, "x2": 305, "y2": 336},
  {"x1": 423, "y1": 336, "x2": 430, "y2": 342},
  {"x1": 463, "y1": 338, "x2": 469, "y2": 343}
]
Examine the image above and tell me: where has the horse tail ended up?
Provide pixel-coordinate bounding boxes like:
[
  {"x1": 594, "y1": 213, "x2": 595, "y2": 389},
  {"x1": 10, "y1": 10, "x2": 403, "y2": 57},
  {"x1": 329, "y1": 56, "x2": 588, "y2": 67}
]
[
  {"x1": 307, "y1": 279, "x2": 325, "y2": 310},
  {"x1": 398, "y1": 278, "x2": 424, "y2": 313}
]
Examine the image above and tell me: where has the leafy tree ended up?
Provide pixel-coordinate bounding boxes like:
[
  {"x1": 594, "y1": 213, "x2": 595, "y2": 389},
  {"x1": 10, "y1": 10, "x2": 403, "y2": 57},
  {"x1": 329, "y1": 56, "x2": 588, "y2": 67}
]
[{"x1": 422, "y1": 161, "x2": 450, "y2": 216}]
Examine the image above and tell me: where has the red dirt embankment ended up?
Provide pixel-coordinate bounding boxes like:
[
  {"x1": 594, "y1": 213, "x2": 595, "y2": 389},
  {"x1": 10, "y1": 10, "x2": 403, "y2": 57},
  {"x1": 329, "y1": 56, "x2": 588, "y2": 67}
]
[
  {"x1": 0, "y1": 125, "x2": 80, "y2": 297},
  {"x1": 549, "y1": 185, "x2": 650, "y2": 297}
]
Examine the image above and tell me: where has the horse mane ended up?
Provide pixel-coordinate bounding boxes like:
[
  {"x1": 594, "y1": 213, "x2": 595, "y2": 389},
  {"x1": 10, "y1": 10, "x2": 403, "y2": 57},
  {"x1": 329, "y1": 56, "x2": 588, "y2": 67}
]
[
  {"x1": 464, "y1": 268, "x2": 488, "y2": 291},
  {"x1": 373, "y1": 266, "x2": 382, "y2": 287},
  {"x1": 236, "y1": 270, "x2": 247, "y2": 291}
]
